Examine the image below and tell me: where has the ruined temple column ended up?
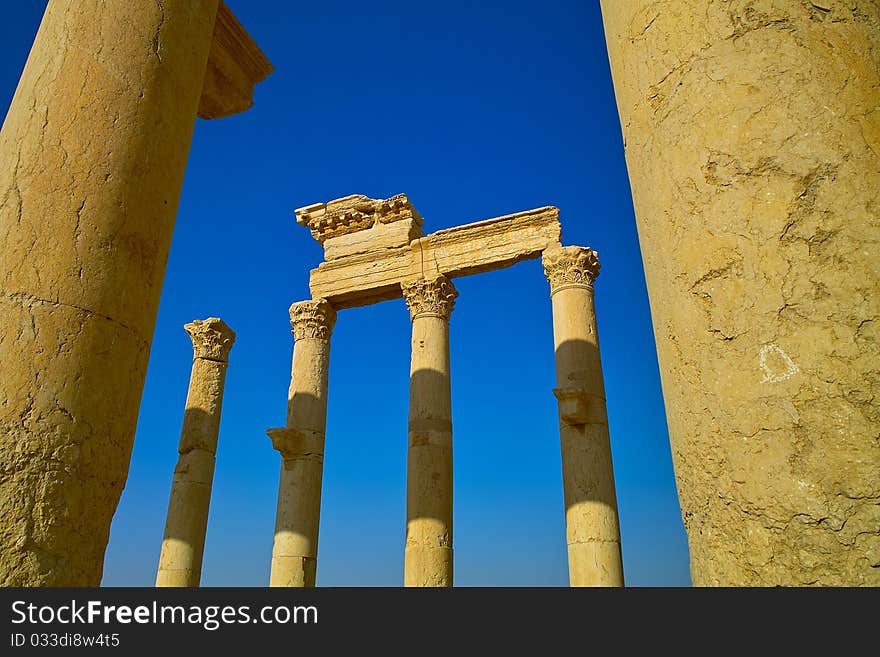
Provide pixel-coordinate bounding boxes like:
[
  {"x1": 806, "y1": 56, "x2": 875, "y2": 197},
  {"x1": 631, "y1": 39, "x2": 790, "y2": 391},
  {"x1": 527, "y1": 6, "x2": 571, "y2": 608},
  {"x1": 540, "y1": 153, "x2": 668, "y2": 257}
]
[
  {"x1": 401, "y1": 275, "x2": 457, "y2": 587},
  {"x1": 543, "y1": 246, "x2": 623, "y2": 587},
  {"x1": 599, "y1": 2, "x2": 879, "y2": 585},
  {"x1": 267, "y1": 299, "x2": 336, "y2": 587},
  {"x1": 156, "y1": 318, "x2": 235, "y2": 587},
  {"x1": 0, "y1": 1, "x2": 225, "y2": 586}
]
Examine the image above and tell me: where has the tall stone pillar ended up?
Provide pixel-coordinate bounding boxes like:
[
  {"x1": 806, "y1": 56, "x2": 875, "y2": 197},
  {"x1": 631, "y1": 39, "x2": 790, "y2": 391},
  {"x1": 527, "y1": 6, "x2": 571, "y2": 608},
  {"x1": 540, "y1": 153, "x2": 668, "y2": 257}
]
[
  {"x1": 156, "y1": 318, "x2": 235, "y2": 587},
  {"x1": 267, "y1": 299, "x2": 336, "y2": 587},
  {"x1": 543, "y1": 246, "x2": 624, "y2": 587},
  {"x1": 0, "y1": 1, "x2": 223, "y2": 585},
  {"x1": 599, "y1": 2, "x2": 879, "y2": 585},
  {"x1": 401, "y1": 275, "x2": 457, "y2": 587}
]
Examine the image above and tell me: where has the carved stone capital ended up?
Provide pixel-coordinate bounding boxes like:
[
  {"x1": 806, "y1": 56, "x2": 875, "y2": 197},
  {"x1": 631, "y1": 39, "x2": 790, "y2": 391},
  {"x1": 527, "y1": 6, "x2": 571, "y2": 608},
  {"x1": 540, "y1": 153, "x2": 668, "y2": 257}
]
[
  {"x1": 289, "y1": 298, "x2": 336, "y2": 341},
  {"x1": 401, "y1": 275, "x2": 458, "y2": 321},
  {"x1": 542, "y1": 246, "x2": 600, "y2": 294},
  {"x1": 184, "y1": 318, "x2": 236, "y2": 362}
]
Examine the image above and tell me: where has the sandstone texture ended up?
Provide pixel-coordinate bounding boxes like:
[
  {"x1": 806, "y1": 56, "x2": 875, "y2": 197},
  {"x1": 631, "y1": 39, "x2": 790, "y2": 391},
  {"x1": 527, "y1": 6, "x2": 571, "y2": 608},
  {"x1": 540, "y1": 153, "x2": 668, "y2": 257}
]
[
  {"x1": 156, "y1": 318, "x2": 235, "y2": 587},
  {"x1": 0, "y1": 0, "x2": 269, "y2": 586},
  {"x1": 600, "y1": 1, "x2": 879, "y2": 585},
  {"x1": 268, "y1": 299, "x2": 335, "y2": 587},
  {"x1": 0, "y1": 0, "x2": 222, "y2": 587},
  {"x1": 544, "y1": 247, "x2": 624, "y2": 586},
  {"x1": 198, "y1": 3, "x2": 274, "y2": 120},
  {"x1": 402, "y1": 275, "x2": 457, "y2": 587}
]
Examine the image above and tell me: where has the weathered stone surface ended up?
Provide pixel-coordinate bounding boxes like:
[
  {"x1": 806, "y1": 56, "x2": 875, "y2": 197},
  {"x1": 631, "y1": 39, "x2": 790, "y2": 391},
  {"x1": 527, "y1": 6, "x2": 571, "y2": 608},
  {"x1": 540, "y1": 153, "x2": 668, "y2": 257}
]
[
  {"x1": 323, "y1": 219, "x2": 424, "y2": 262},
  {"x1": 198, "y1": 2, "x2": 273, "y2": 120},
  {"x1": 305, "y1": 199, "x2": 561, "y2": 308},
  {"x1": 296, "y1": 194, "x2": 424, "y2": 246},
  {"x1": 268, "y1": 299, "x2": 335, "y2": 587},
  {"x1": 600, "y1": 1, "x2": 880, "y2": 585},
  {"x1": 156, "y1": 318, "x2": 234, "y2": 587},
  {"x1": 402, "y1": 276, "x2": 456, "y2": 587},
  {"x1": 543, "y1": 247, "x2": 623, "y2": 586},
  {"x1": 0, "y1": 0, "x2": 223, "y2": 587}
]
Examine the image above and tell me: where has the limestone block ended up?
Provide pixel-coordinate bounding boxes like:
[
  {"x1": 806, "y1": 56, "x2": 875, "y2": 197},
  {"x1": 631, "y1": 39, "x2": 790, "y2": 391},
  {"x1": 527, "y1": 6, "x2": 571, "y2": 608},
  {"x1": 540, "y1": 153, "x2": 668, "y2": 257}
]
[
  {"x1": 553, "y1": 388, "x2": 606, "y2": 426},
  {"x1": 323, "y1": 219, "x2": 423, "y2": 261},
  {"x1": 305, "y1": 199, "x2": 561, "y2": 307},
  {"x1": 198, "y1": 2, "x2": 274, "y2": 120},
  {"x1": 599, "y1": 1, "x2": 880, "y2": 585},
  {"x1": 296, "y1": 193, "x2": 424, "y2": 244}
]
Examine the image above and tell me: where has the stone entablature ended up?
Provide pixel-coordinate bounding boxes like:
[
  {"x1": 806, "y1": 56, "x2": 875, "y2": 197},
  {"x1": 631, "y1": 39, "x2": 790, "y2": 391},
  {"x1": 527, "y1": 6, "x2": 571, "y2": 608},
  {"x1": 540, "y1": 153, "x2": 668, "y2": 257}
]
[
  {"x1": 296, "y1": 194, "x2": 424, "y2": 244},
  {"x1": 299, "y1": 196, "x2": 562, "y2": 308}
]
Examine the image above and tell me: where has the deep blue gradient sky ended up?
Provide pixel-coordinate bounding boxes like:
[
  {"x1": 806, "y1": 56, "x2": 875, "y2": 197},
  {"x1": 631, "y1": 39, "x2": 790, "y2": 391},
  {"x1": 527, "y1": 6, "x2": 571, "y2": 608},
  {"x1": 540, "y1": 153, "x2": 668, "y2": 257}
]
[{"x1": 2, "y1": 1, "x2": 690, "y2": 586}]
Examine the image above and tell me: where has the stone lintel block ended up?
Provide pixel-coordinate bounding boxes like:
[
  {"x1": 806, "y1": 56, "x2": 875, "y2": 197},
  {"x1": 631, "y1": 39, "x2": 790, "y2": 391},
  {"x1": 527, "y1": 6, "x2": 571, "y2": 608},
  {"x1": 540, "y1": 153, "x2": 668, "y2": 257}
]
[
  {"x1": 295, "y1": 194, "x2": 424, "y2": 247},
  {"x1": 323, "y1": 218, "x2": 423, "y2": 261},
  {"x1": 266, "y1": 427, "x2": 324, "y2": 458},
  {"x1": 198, "y1": 2, "x2": 273, "y2": 120},
  {"x1": 308, "y1": 205, "x2": 561, "y2": 308},
  {"x1": 553, "y1": 387, "x2": 606, "y2": 426}
]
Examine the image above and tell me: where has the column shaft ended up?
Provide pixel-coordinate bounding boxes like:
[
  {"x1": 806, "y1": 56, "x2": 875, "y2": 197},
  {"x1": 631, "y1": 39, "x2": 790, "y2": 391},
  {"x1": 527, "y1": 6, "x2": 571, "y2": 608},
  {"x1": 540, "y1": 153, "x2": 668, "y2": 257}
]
[
  {"x1": 599, "y1": 1, "x2": 880, "y2": 585},
  {"x1": 156, "y1": 319, "x2": 234, "y2": 587},
  {"x1": 268, "y1": 300, "x2": 334, "y2": 587},
  {"x1": 0, "y1": 0, "x2": 222, "y2": 585},
  {"x1": 545, "y1": 247, "x2": 623, "y2": 587},
  {"x1": 402, "y1": 276, "x2": 457, "y2": 587}
]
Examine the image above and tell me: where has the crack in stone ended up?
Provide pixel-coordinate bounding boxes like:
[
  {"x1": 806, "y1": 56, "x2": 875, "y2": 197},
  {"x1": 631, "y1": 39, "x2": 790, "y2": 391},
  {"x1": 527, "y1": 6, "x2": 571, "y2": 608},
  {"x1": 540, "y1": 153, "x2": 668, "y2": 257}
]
[
  {"x1": 153, "y1": 0, "x2": 165, "y2": 62},
  {"x1": 2, "y1": 290, "x2": 146, "y2": 347}
]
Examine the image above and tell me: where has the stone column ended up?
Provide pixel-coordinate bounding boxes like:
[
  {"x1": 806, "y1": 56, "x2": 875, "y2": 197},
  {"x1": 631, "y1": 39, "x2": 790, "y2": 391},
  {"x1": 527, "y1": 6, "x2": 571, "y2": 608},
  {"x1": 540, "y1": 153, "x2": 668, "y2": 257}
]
[
  {"x1": 156, "y1": 318, "x2": 235, "y2": 587},
  {"x1": 0, "y1": 1, "x2": 223, "y2": 585},
  {"x1": 599, "y1": 2, "x2": 879, "y2": 585},
  {"x1": 401, "y1": 275, "x2": 457, "y2": 587},
  {"x1": 543, "y1": 246, "x2": 624, "y2": 587},
  {"x1": 267, "y1": 299, "x2": 336, "y2": 587}
]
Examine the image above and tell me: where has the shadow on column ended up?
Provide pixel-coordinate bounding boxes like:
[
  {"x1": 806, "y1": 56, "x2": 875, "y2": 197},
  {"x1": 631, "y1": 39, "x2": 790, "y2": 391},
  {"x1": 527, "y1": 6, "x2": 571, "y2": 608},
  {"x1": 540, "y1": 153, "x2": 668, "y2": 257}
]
[
  {"x1": 156, "y1": 407, "x2": 220, "y2": 587},
  {"x1": 552, "y1": 338, "x2": 619, "y2": 502},
  {"x1": 406, "y1": 368, "x2": 454, "y2": 587},
  {"x1": 554, "y1": 338, "x2": 624, "y2": 586}
]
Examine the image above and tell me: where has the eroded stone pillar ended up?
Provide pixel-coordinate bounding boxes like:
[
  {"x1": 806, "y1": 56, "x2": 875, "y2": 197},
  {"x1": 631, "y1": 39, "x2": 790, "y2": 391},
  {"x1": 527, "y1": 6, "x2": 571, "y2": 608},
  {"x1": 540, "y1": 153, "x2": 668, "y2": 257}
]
[
  {"x1": 401, "y1": 275, "x2": 457, "y2": 587},
  {"x1": 267, "y1": 299, "x2": 336, "y2": 587},
  {"x1": 543, "y1": 246, "x2": 623, "y2": 587},
  {"x1": 0, "y1": 0, "x2": 223, "y2": 585},
  {"x1": 156, "y1": 318, "x2": 235, "y2": 587},
  {"x1": 599, "y1": 2, "x2": 879, "y2": 585}
]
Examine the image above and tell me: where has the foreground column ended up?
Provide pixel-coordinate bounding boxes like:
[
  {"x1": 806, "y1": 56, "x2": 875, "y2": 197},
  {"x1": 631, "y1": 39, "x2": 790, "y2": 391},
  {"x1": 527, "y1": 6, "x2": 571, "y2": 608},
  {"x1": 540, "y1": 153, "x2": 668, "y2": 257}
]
[
  {"x1": 599, "y1": 2, "x2": 879, "y2": 585},
  {"x1": 156, "y1": 318, "x2": 235, "y2": 587},
  {"x1": 268, "y1": 299, "x2": 336, "y2": 587},
  {"x1": 543, "y1": 246, "x2": 623, "y2": 587},
  {"x1": 0, "y1": 1, "x2": 223, "y2": 585},
  {"x1": 401, "y1": 275, "x2": 457, "y2": 587}
]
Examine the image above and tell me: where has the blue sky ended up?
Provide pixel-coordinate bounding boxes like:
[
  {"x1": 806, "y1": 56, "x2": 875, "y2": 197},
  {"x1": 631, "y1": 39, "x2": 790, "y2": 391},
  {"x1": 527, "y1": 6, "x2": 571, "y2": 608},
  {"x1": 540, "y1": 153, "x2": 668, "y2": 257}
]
[{"x1": 2, "y1": 1, "x2": 690, "y2": 586}]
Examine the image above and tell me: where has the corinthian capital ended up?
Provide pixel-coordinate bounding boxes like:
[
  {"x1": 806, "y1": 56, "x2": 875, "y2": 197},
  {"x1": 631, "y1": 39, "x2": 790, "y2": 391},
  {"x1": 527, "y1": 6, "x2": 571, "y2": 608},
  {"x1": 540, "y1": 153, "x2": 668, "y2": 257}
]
[
  {"x1": 184, "y1": 318, "x2": 236, "y2": 362},
  {"x1": 542, "y1": 246, "x2": 601, "y2": 294},
  {"x1": 401, "y1": 275, "x2": 458, "y2": 321},
  {"x1": 289, "y1": 298, "x2": 336, "y2": 341}
]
